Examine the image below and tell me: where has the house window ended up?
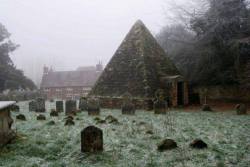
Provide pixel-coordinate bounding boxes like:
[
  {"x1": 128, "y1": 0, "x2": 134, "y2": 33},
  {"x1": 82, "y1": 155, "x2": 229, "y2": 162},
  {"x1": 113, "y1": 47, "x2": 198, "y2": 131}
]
[
  {"x1": 56, "y1": 88, "x2": 61, "y2": 92},
  {"x1": 66, "y1": 88, "x2": 73, "y2": 91},
  {"x1": 82, "y1": 87, "x2": 91, "y2": 91}
]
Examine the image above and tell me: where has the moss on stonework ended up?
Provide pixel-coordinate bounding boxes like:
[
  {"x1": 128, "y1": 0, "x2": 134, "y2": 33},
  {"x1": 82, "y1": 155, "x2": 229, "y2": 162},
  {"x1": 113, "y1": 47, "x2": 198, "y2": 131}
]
[{"x1": 90, "y1": 20, "x2": 181, "y2": 98}]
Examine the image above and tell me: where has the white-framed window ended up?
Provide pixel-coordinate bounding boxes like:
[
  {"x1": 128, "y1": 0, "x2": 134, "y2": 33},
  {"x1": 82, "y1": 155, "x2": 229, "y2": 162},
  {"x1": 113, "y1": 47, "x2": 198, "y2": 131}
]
[
  {"x1": 56, "y1": 88, "x2": 61, "y2": 92},
  {"x1": 66, "y1": 88, "x2": 73, "y2": 91},
  {"x1": 82, "y1": 87, "x2": 91, "y2": 91}
]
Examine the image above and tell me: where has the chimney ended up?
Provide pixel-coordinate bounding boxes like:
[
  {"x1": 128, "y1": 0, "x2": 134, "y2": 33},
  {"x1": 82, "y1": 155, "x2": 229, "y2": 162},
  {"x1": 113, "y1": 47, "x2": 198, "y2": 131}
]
[
  {"x1": 96, "y1": 61, "x2": 103, "y2": 72},
  {"x1": 43, "y1": 65, "x2": 49, "y2": 75}
]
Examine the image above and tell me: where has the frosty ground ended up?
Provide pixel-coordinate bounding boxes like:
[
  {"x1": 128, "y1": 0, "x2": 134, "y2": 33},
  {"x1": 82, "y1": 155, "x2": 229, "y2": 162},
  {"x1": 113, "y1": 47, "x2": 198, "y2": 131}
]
[{"x1": 0, "y1": 101, "x2": 249, "y2": 167}]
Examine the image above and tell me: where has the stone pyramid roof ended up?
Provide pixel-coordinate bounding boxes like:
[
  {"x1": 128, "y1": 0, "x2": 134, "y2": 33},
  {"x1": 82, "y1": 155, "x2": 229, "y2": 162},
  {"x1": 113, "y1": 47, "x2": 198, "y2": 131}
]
[{"x1": 90, "y1": 20, "x2": 181, "y2": 98}]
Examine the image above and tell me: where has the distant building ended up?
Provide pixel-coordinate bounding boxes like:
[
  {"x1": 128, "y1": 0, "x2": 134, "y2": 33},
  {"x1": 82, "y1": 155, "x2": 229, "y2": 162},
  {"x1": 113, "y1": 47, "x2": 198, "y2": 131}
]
[{"x1": 40, "y1": 63, "x2": 103, "y2": 100}]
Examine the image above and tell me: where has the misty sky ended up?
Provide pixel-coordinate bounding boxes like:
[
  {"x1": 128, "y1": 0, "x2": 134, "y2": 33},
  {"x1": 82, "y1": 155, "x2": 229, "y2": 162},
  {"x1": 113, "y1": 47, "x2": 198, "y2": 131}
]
[{"x1": 0, "y1": 0, "x2": 190, "y2": 85}]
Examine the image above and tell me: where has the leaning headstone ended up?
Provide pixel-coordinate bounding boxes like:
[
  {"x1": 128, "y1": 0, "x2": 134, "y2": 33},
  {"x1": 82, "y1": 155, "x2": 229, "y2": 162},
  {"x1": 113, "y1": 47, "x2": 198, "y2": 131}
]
[
  {"x1": 16, "y1": 114, "x2": 26, "y2": 121},
  {"x1": 157, "y1": 139, "x2": 177, "y2": 151},
  {"x1": 235, "y1": 104, "x2": 247, "y2": 115},
  {"x1": 81, "y1": 126, "x2": 103, "y2": 152},
  {"x1": 35, "y1": 98, "x2": 46, "y2": 112},
  {"x1": 56, "y1": 101, "x2": 64, "y2": 112},
  {"x1": 87, "y1": 98, "x2": 100, "y2": 115},
  {"x1": 154, "y1": 89, "x2": 167, "y2": 114},
  {"x1": 79, "y1": 97, "x2": 88, "y2": 111},
  {"x1": 29, "y1": 101, "x2": 37, "y2": 112},
  {"x1": 65, "y1": 100, "x2": 77, "y2": 116},
  {"x1": 121, "y1": 92, "x2": 135, "y2": 115}
]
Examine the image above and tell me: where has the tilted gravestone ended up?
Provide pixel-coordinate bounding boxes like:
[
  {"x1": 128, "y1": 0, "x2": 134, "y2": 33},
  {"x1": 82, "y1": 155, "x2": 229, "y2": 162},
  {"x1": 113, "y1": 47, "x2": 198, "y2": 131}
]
[
  {"x1": 29, "y1": 101, "x2": 37, "y2": 112},
  {"x1": 87, "y1": 98, "x2": 100, "y2": 115},
  {"x1": 79, "y1": 97, "x2": 88, "y2": 111},
  {"x1": 35, "y1": 98, "x2": 46, "y2": 112},
  {"x1": 56, "y1": 101, "x2": 64, "y2": 112},
  {"x1": 81, "y1": 126, "x2": 103, "y2": 152},
  {"x1": 65, "y1": 100, "x2": 77, "y2": 116},
  {"x1": 154, "y1": 89, "x2": 167, "y2": 114},
  {"x1": 121, "y1": 92, "x2": 135, "y2": 115}
]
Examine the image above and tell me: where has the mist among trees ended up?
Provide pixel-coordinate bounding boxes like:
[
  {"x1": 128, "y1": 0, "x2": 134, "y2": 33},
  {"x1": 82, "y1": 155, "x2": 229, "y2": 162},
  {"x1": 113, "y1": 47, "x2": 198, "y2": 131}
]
[
  {"x1": 0, "y1": 23, "x2": 36, "y2": 91},
  {"x1": 157, "y1": 0, "x2": 250, "y2": 87}
]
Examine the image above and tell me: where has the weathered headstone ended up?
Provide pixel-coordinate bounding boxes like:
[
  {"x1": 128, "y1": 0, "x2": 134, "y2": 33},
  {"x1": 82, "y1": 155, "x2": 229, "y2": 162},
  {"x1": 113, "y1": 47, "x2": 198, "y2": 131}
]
[
  {"x1": 79, "y1": 97, "x2": 88, "y2": 111},
  {"x1": 154, "y1": 89, "x2": 167, "y2": 114},
  {"x1": 50, "y1": 109, "x2": 59, "y2": 117},
  {"x1": 35, "y1": 98, "x2": 46, "y2": 112},
  {"x1": 157, "y1": 139, "x2": 177, "y2": 151},
  {"x1": 65, "y1": 118, "x2": 75, "y2": 126},
  {"x1": 202, "y1": 104, "x2": 213, "y2": 112},
  {"x1": 121, "y1": 92, "x2": 135, "y2": 115},
  {"x1": 236, "y1": 104, "x2": 247, "y2": 115},
  {"x1": 10, "y1": 104, "x2": 20, "y2": 112},
  {"x1": 56, "y1": 101, "x2": 64, "y2": 112},
  {"x1": 65, "y1": 100, "x2": 77, "y2": 116},
  {"x1": 190, "y1": 139, "x2": 207, "y2": 149},
  {"x1": 16, "y1": 114, "x2": 26, "y2": 121},
  {"x1": 87, "y1": 98, "x2": 100, "y2": 115},
  {"x1": 37, "y1": 114, "x2": 46, "y2": 120},
  {"x1": 29, "y1": 101, "x2": 37, "y2": 112},
  {"x1": 81, "y1": 126, "x2": 103, "y2": 152}
]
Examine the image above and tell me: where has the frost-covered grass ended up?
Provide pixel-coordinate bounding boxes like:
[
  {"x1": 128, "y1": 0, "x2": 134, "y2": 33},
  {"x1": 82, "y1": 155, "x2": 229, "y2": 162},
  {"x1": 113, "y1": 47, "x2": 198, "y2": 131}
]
[{"x1": 0, "y1": 101, "x2": 249, "y2": 167}]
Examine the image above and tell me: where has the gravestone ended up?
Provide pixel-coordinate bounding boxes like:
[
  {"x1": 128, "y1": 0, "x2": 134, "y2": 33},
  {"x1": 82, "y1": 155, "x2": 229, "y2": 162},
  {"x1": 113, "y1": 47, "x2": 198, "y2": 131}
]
[
  {"x1": 56, "y1": 101, "x2": 64, "y2": 112},
  {"x1": 37, "y1": 114, "x2": 46, "y2": 120},
  {"x1": 50, "y1": 109, "x2": 59, "y2": 117},
  {"x1": 16, "y1": 114, "x2": 26, "y2": 121},
  {"x1": 87, "y1": 98, "x2": 100, "y2": 115},
  {"x1": 190, "y1": 139, "x2": 207, "y2": 149},
  {"x1": 35, "y1": 98, "x2": 46, "y2": 112},
  {"x1": 236, "y1": 104, "x2": 247, "y2": 115},
  {"x1": 10, "y1": 104, "x2": 20, "y2": 112},
  {"x1": 121, "y1": 92, "x2": 135, "y2": 115},
  {"x1": 81, "y1": 126, "x2": 103, "y2": 152},
  {"x1": 79, "y1": 97, "x2": 88, "y2": 111},
  {"x1": 154, "y1": 89, "x2": 167, "y2": 114},
  {"x1": 29, "y1": 101, "x2": 37, "y2": 112},
  {"x1": 157, "y1": 139, "x2": 177, "y2": 151},
  {"x1": 65, "y1": 100, "x2": 77, "y2": 116}
]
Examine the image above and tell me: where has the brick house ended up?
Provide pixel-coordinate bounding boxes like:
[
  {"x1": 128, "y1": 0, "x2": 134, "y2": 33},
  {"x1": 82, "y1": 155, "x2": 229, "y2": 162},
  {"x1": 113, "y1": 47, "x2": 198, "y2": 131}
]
[{"x1": 40, "y1": 63, "x2": 102, "y2": 100}]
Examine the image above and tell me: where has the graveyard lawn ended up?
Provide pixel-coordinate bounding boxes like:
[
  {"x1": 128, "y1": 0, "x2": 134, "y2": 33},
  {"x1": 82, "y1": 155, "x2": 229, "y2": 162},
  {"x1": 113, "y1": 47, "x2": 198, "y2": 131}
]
[{"x1": 0, "y1": 101, "x2": 249, "y2": 167}]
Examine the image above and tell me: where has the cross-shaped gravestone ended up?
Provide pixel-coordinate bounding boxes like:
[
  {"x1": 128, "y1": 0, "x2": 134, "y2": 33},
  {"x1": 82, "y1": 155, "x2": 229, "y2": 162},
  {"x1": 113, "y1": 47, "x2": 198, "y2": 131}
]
[{"x1": 81, "y1": 126, "x2": 103, "y2": 152}]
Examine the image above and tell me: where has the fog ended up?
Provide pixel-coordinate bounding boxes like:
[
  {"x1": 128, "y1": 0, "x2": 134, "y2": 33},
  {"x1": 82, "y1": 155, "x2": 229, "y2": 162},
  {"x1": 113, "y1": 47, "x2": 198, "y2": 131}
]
[{"x1": 0, "y1": 0, "x2": 193, "y2": 86}]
